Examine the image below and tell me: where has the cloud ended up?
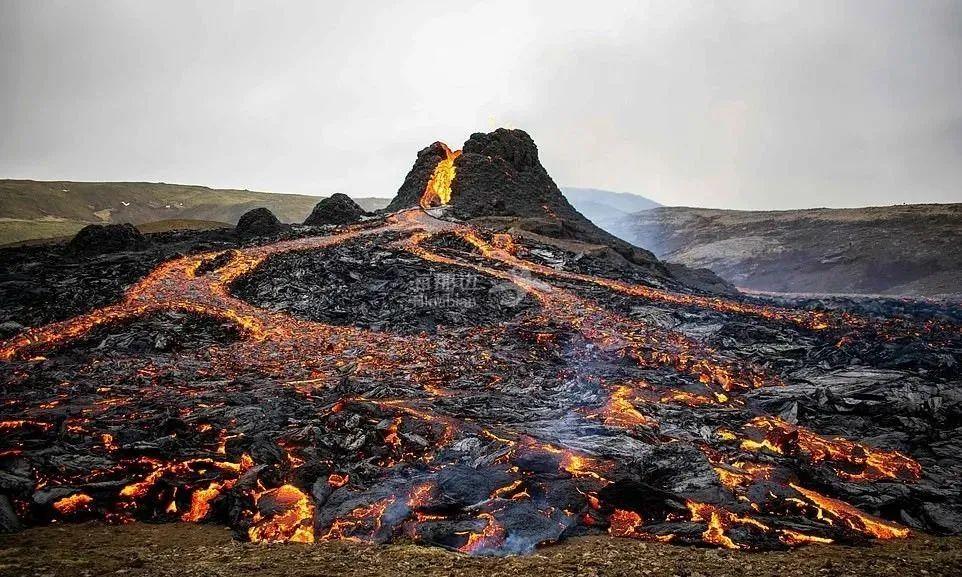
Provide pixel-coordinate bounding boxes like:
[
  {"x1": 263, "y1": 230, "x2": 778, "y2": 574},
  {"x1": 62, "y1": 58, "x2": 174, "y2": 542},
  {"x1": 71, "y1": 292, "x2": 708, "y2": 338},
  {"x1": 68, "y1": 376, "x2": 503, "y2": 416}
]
[{"x1": 1, "y1": 0, "x2": 960, "y2": 208}]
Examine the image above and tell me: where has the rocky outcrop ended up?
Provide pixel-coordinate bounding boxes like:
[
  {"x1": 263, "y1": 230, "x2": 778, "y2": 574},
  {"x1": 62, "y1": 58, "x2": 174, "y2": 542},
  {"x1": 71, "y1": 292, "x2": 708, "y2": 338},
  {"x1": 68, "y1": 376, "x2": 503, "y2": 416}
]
[
  {"x1": 304, "y1": 194, "x2": 367, "y2": 226},
  {"x1": 235, "y1": 208, "x2": 286, "y2": 239},
  {"x1": 67, "y1": 223, "x2": 149, "y2": 255}
]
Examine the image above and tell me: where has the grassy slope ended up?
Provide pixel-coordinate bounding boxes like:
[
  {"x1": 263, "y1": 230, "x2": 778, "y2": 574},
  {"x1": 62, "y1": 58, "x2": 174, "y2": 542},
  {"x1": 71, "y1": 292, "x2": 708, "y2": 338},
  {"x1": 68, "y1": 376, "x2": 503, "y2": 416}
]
[
  {"x1": 135, "y1": 219, "x2": 233, "y2": 233},
  {"x1": 0, "y1": 180, "x2": 391, "y2": 245},
  {"x1": 617, "y1": 203, "x2": 962, "y2": 297},
  {"x1": 0, "y1": 219, "x2": 88, "y2": 245}
]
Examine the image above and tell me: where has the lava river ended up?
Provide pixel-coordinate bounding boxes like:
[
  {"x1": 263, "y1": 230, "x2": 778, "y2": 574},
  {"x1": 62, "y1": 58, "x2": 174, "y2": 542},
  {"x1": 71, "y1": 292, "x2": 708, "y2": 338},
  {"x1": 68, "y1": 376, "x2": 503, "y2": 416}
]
[{"x1": 0, "y1": 207, "x2": 957, "y2": 554}]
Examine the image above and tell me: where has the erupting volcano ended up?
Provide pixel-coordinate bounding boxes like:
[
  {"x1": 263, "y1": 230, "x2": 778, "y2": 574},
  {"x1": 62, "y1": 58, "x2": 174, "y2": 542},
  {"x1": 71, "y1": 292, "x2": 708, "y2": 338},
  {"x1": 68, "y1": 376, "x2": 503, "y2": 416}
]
[{"x1": 0, "y1": 129, "x2": 960, "y2": 555}]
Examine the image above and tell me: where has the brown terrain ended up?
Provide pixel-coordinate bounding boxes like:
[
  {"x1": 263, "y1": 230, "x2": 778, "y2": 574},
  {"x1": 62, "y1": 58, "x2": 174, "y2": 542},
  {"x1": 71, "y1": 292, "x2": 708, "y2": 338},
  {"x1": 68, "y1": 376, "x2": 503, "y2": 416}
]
[
  {"x1": 1, "y1": 523, "x2": 960, "y2": 577},
  {"x1": 0, "y1": 180, "x2": 390, "y2": 245},
  {"x1": 611, "y1": 204, "x2": 962, "y2": 298}
]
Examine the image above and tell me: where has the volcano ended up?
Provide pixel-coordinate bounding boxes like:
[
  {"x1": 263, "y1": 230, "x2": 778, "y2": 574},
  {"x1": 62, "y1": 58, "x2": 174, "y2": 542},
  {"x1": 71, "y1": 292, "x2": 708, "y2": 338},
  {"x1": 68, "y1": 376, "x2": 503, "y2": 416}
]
[
  {"x1": 388, "y1": 130, "x2": 723, "y2": 287},
  {"x1": 0, "y1": 129, "x2": 960, "y2": 555}
]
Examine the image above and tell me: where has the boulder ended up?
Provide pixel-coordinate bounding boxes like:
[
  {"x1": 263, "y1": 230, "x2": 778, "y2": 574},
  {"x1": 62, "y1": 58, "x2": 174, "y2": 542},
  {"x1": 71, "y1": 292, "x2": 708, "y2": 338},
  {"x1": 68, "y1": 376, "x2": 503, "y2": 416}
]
[
  {"x1": 67, "y1": 223, "x2": 148, "y2": 255},
  {"x1": 235, "y1": 208, "x2": 285, "y2": 239},
  {"x1": 304, "y1": 193, "x2": 367, "y2": 226}
]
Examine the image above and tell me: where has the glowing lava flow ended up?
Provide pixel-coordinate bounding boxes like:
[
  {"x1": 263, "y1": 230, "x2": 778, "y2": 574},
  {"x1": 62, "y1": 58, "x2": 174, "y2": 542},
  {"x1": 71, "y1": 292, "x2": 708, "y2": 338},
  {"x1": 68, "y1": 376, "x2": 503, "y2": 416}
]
[
  {"x1": 420, "y1": 143, "x2": 462, "y2": 208},
  {"x1": 790, "y1": 484, "x2": 910, "y2": 539},
  {"x1": 740, "y1": 416, "x2": 921, "y2": 482},
  {"x1": 0, "y1": 206, "x2": 944, "y2": 553}
]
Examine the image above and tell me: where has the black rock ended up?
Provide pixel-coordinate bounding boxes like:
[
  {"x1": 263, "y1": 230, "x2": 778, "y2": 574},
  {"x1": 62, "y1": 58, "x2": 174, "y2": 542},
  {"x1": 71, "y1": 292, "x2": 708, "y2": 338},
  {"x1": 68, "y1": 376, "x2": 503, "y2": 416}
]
[
  {"x1": 67, "y1": 223, "x2": 148, "y2": 255},
  {"x1": 0, "y1": 495, "x2": 21, "y2": 533},
  {"x1": 235, "y1": 208, "x2": 285, "y2": 239},
  {"x1": 304, "y1": 193, "x2": 367, "y2": 226}
]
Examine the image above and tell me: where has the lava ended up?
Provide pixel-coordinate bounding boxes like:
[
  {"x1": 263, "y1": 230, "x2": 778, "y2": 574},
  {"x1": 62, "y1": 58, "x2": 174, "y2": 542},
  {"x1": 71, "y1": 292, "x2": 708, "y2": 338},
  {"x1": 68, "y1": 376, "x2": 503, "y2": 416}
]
[
  {"x1": 0, "y1": 202, "x2": 951, "y2": 554},
  {"x1": 420, "y1": 143, "x2": 462, "y2": 208},
  {"x1": 52, "y1": 493, "x2": 94, "y2": 515},
  {"x1": 741, "y1": 416, "x2": 921, "y2": 482},
  {"x1": 790, "y1": 484, "x2": 910, "y2": 539},
  {"x1": 249, "y1": 484, "x2": 315, "y2": 544},
  {"x1": 459, "y1": 512, "x2": 506, "y2": 553}
]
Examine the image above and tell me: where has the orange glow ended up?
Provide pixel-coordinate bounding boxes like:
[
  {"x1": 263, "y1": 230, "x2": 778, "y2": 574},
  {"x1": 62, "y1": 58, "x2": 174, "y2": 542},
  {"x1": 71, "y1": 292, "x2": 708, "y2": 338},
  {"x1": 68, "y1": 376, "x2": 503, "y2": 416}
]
[
  {"x1": 597, "y1": 385, "x2": 656, "y2": 429},
  {"x1": 608, "y1": 509, "x2": 674, "y2": 542},
  {"x1": 384, "y1": 416, "x2": 402, "y2": 448},
  {"x1": 459, "y1": 512, "x2": 506, "y2": 553},
  {"x1": 790, "y1": 484, "x2": 909, "y2": 539},
  {"x1": 686, "y1": 502, "x2": 775, "y2": 550},
  {"x1": 248, "y1": 484, "x2": 315, "y2": 543},
  {"x1": 608, "y1": 509, "x2": 642, "y2": 536},
  {"x1": 743, "y1": 417, "x2": 921, "y2": 482},
  {"x1": 560, "y1": 452, "x2": 611, "y2": 482},
  {"x1": 490, "y1": 480, "x2": 523, "y2": 499},
  {"x1": 420, "y1": 143, "x2": 462, "y2": 208},
  {"x1": 181, "y1": 481, "x2": 225, "y2": 522},
  {"x1": 52, "y1": 493, "x2": 93, "y2": 515},
  {"x1": 328, "y1": 473, "x2": 349, "y2": 488},
  {"x1": 321, "y1": 498, "x2": 393, "y2": 542},
  {"x1": 408, "y1": 482, "x2": 435, "y2": 508},
  {"x1": 0, "y1": 198, "x2": 935, "y2": 553}
]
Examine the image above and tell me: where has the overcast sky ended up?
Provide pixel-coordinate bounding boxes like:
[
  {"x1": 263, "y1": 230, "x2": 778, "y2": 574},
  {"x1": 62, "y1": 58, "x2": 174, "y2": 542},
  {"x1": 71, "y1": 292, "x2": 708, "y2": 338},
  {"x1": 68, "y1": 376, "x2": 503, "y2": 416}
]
[{"x1": 1, "y1": 1, "x2": 960, "y2": 209}]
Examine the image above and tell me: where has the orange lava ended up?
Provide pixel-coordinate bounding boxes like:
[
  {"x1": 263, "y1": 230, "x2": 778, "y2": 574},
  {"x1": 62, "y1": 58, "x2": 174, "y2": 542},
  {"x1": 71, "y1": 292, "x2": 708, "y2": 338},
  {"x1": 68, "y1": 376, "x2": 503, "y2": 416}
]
[
  {"x1": 0, "y1": 203, "x2": 939, "y2": 550},
  {"x1": 248, "y1": 484, "x2": 315, "y2": 544},
  {"x1": 742, "y1": 416, "x2": 921, "y2": 482},
  {"x1": 420, "y1": 143, "x2": 462, "y2": 208},
  {"x1": 52, "y1": 493, "x2": 93, "y2": 515},
  {"x1": 459, "y1": 512, "x2": 506, "y2": 553}
]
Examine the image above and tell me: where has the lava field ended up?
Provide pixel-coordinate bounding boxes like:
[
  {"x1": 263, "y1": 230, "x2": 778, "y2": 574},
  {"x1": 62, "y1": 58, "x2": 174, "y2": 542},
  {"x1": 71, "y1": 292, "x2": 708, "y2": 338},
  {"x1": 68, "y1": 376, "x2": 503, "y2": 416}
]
[{"x1": 1, "y1": 130, "x2": 961, "y2": 555}]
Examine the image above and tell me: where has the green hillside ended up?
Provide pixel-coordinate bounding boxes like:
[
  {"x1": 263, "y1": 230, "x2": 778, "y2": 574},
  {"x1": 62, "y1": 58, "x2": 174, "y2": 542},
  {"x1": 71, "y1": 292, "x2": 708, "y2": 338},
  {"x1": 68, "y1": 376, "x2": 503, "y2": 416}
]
[{"x1": 0, "y1": 180, "x2": 391, "y2": 245}]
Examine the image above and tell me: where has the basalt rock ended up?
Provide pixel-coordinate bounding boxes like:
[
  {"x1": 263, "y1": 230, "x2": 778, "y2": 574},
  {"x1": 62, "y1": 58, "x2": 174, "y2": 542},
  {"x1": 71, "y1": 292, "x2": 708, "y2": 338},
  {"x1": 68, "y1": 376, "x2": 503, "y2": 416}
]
[
  {"x1": 235, "y1": 207, "x2": 286, "y2": 239},
  {"x1": 304, "y1": 193, "x2": 368, "y2": 226},
  {"x1": 67, "y1": 223, "x2": 149, "y2": 255}
]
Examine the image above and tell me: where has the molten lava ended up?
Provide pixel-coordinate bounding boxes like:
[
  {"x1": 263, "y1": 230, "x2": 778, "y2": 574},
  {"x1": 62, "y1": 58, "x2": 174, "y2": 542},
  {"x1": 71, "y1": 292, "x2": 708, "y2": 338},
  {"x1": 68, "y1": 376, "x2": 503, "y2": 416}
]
[
  {"x1": 0, "y1": 202, "x2": 950, "y2": 554},
  {"x1": 420, "y1": 143, "x2": 462, "y2": 208},
  {"x1": 248, "y1": 484, "x2": 315, "y2": 544}
]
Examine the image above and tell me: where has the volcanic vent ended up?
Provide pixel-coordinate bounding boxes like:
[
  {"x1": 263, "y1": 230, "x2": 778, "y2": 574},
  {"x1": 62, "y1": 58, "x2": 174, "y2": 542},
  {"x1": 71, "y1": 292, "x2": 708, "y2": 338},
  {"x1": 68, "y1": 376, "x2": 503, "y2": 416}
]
[
  {"x1": 386, "y1": 129, "x2": 696, "y2": 281},
  {"x1": 0, "y1": 128, "x2": 960, "y2": 555}
]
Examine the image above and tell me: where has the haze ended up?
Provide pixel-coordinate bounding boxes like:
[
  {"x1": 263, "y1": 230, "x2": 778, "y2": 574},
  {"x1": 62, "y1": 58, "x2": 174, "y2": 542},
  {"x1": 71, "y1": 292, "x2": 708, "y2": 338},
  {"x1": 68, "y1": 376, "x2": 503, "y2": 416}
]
[{"x1": 2, "y1": 0, "x2": 960, "y2": 209}]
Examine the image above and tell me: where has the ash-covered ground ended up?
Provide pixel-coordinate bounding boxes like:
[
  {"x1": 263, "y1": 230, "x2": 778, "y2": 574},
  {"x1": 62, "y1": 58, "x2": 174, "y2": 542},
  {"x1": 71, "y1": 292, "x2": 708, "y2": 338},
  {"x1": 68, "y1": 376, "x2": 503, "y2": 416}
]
[{"x1": 0, "y1": 206, "x2": 960, "y2": 556}]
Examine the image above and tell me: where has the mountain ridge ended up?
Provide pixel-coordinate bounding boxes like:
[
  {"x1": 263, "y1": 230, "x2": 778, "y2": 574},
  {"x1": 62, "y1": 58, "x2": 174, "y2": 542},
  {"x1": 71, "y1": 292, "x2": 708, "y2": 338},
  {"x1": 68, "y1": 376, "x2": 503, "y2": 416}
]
[
  {"x1": 0, "y1": 179, "x2": 390, "y2": 244},
  {"x1": 613, "y1": 203, "x2": 962, "y2": 298}
]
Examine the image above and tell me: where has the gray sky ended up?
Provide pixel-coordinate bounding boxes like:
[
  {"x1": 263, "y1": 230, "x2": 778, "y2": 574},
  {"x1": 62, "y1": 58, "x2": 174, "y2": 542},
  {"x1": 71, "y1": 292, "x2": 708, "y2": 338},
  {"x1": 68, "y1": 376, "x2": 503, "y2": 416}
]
[{"x1": 2, "y1": 1, "x2": 960, "y2": 209}]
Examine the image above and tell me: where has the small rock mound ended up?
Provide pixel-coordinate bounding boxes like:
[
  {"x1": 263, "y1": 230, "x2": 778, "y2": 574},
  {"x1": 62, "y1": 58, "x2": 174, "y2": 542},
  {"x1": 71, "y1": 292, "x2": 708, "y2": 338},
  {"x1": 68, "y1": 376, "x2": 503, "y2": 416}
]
[
  {"x1": 67, "y1": 223, "x2": 148, "y2": 254},
  {"x1": 304, "y1": 193, "x2": 367, "y2": 226},
  {"x1": 235, "y1": 208, "x2": 285, "y2": 239}
]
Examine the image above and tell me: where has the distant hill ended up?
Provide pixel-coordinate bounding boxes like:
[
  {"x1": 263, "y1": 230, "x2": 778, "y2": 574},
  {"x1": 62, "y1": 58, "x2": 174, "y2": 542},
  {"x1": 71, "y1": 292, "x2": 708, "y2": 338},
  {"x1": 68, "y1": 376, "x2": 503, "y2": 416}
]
[
  {"x1": 615, "y1": 203, "x2": 962, "y2": 298},
  {"x1": 0, "y1": 180, "x2": 391, "y2": 245},
  {"x1": 561, "y1": 187, "x2": 659, "y2": 237}
]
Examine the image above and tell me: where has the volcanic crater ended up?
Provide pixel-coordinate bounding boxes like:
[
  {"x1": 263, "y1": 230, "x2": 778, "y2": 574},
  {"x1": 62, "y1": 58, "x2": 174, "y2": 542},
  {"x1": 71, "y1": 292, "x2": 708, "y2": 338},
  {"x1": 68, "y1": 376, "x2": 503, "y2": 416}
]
[{"x1": 0, "y1": 129, "x2": 960, "y2": 555}]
